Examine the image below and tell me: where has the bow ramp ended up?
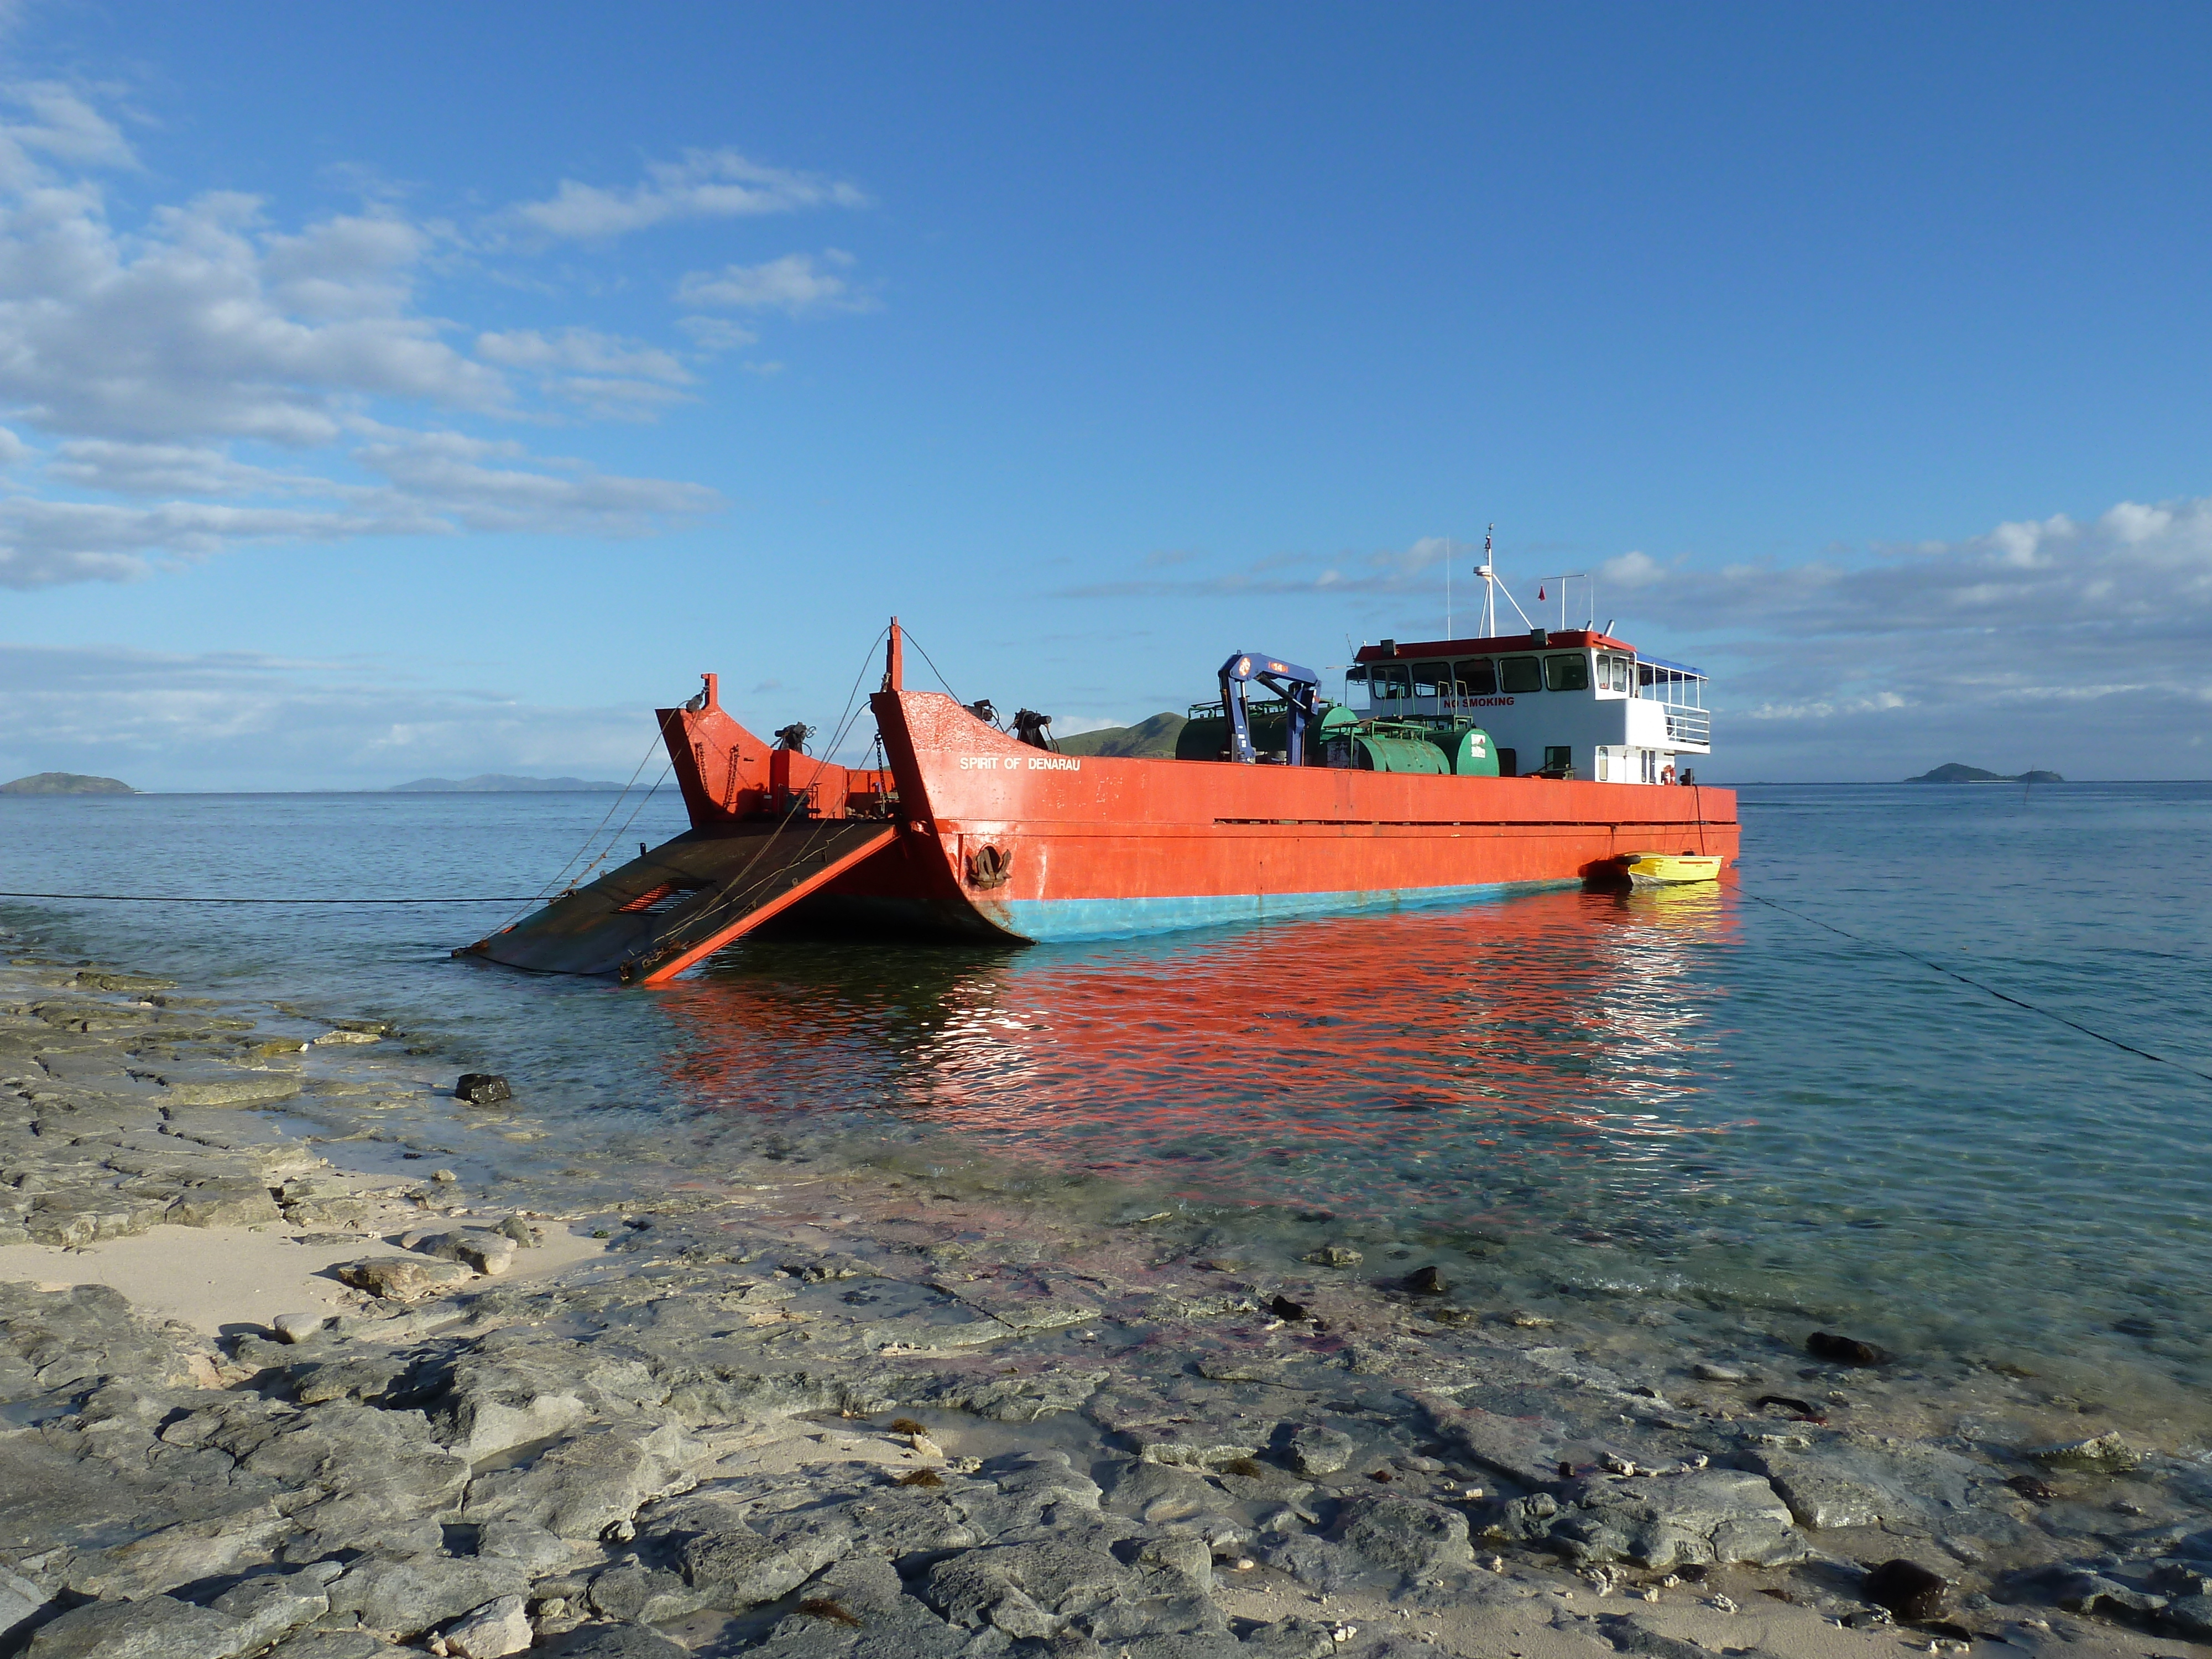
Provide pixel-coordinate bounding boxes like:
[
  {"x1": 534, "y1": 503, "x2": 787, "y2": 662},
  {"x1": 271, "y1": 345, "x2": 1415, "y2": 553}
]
[{"x1": 458, "y1": 821, "x2": 895, "y2": 985}]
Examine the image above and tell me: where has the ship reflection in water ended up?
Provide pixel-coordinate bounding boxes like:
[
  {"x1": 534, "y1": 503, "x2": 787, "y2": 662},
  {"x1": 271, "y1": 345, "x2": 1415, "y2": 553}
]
[{"x1": 659, "y1": 885, "x2": 1747, "y2": 1250}]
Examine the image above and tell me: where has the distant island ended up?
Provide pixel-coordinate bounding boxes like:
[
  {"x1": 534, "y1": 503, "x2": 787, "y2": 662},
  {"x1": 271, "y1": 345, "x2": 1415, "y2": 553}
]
[
  {"x1": 1056, "y1": 712, "x2": 1186, "y2": 758},
  {"x1": 1, "y1": 771, "x2": 135, "y2": 795},
  {"x1": 388, "y1": 774, "x2": 624, "y2": 792},
  {"x1": 1906, "y1": 763, "x2": 2064, "y2": 784}
]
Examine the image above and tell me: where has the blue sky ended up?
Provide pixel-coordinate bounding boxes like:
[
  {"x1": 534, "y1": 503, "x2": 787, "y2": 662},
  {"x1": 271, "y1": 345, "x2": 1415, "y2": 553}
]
[{"x1": 2, "y1": 1, "x2": 2208, "y2": 785}]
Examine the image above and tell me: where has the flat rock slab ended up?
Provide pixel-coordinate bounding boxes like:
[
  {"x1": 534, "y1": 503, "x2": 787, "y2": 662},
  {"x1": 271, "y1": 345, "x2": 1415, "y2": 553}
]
[
  {"x1": 2028, "y1": 1431, "x2": 2142, "y2": 1473},
  {"x1": 325, "y1": 1556, "x2": 528, "y2": 1639},
  {"x1": 335, "y1": 1255, "x2": 477, "y2": 1301},
  {"x1": 23, "y1": 1190, "x2": 171, "y2": 1246},
  {"x1": 1408, "y1": 1390, "x2": 1563, "y2": 1488},
  {"x1": 462, "y1": 1422, "x2": 706, "y2": 1539},
  {"x1": 23, "y1": 1591, "x2": 251, "y2": 1659},
  {"x1": 1547, "y1": 1469, "x2": 1806, "y2": 1569},
  {"x1": 950, "y1": 1277, "x2": 1103, "y2": 1334},
  {"x1": 1286, "y1": 1423, "x2": 1357, "y2": 1477},
  {"x1": 1335, "y1": 1491, "x2": 1475, "y2": 1578},
  {"x1": 1743, "y1": 1438, "x2": 1980, "y2": 1531},
  {"x1": 160, "y1": 1073, "x2": 302, "y2": 1108}
]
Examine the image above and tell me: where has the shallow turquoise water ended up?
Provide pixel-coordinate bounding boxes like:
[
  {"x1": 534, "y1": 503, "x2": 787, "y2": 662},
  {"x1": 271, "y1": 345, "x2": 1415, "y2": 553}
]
[{"x1": 6, "y1": 781, "x2": 2209, "y2": 1406}]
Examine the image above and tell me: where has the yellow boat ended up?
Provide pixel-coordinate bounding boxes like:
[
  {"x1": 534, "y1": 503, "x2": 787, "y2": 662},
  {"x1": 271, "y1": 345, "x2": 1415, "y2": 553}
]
[{"x1": 1614, "y1": 851, "x2": 1724, "y2": 886}]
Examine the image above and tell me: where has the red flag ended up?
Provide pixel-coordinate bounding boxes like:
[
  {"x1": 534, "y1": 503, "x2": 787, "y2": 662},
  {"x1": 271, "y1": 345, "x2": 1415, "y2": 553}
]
[{"x1": 1537, "y1": 584, "x2": 1546, "y2": 601}]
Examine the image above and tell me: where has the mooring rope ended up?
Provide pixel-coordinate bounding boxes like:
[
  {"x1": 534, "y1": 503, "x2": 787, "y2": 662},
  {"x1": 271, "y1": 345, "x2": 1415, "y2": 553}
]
[
  {"x1": 902, "y1": 627, "x2": 963, "y2": 706},
  {"x1": 1745, "y1": 889, "x2": 2212, "y2": 1086},
  {"x1": 0, "y1": 892, "x2": 534, "y2": 904},
  {"x1": 660, "y1": 629, "x2": 892, "y2": 948},
  {"x1": 486, "y1": 728, "x2": 675, "y2": 932}
]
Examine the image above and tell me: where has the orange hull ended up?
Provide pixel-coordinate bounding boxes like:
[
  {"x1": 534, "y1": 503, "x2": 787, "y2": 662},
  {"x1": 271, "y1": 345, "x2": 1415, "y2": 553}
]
[
  {"x1": 465, "y1": 657, "x2": 1739, "y2": 980},
  {"x1": 853, "y1": 688, "x2": 1738, "y2": 943}
]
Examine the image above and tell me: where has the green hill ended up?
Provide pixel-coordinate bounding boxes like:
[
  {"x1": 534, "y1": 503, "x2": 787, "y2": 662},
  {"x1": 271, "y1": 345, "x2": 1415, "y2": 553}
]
[
  {"x1": 1, "y1": 772, "x2": 135, "y2": 795},
  {"x1": 1906, "y1": 762, "x2": 2064, "y2": 783},
  {"x1": 1055, "y1": 713, "x2": 1187, "y2": 758}
]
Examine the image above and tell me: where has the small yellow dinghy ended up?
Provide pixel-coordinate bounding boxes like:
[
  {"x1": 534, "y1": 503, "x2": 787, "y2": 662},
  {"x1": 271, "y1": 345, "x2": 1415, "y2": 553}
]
[{"x1": 1615, "y1": 851, "x2": 1724, "y2": 886}]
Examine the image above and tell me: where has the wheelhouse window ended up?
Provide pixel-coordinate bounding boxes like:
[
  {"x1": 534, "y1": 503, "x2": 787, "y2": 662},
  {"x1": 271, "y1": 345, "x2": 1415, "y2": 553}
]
[
  {"x1": 1545, "y1": 653, "x2": 1590, "y2": 692},
  {"x1": 1412, "y1": 660, "x2": 1449, "y2": 698},
  {"x1": 1596, "y1": 653, "x2": 1632, "y2": 693},
  {"x1": 1370, "y1": 662, "x2": 1411, "y2": 700},
  {"x1": 1455, "y1": 658, "x2": 1497, "y2": 696},
  {"x1": 1499, "y1": 656, "x2": 1542, "y2": 693}
]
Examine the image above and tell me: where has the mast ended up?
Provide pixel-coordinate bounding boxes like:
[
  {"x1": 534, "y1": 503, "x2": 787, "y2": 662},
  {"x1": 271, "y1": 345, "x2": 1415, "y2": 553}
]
[{"x1": 1476, "y1": 524, "x2": 1495, "y2": 638}]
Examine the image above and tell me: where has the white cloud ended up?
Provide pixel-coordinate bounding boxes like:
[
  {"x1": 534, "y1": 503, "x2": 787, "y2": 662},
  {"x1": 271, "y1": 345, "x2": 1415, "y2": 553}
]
[
  {"x1": 676, "y1": 315, "x2": 758, "y2": 352},
  {"x1": 1059, "y1": 534, "x2": 1471, "y2": 600},
  {"x1": 507, "y1": 149, "x2": 867, "y2": 241},
  {"x1": 45, "y1": 440, "x2": 333, "y2": 497},
  {"x1": 675, "y1": 249, "x2": 872, "y2": 313},
  {"x1": 349, "y1": 429, "x2": 718, "y2": 537},
  {"x1": 1629, "y1": 499, "x2": 2212, "y2": 640},
  {"x1": 0, "y1": 84, "x2": 730, "y2": 588},
  {"x1": 1614, "y1": 497, "x2": 2212, "y2": 779},
  {"x1": 1600, "y1": 549, "x2": 1664, "y2": 587},
  {"x1": 474, "y1": 326, "x2": 691, "y2": 383},
  {"x1": 0, "y1": 187, "x2": 504, "y2": 445},
  {"x1": 0, "y1": 641, "x2": 680, "y2": 791},
  {"x1": 0, "y1": 427, "x2": 718, "y2": 586},
  {"x1": 0, "y1": 81, "x2": 136, "y2": 187},
  {"x1": 0, "y1": 496, "x2": 406, "y2": 588},
  {"x1": 1046, "y1": 505, "x2": 2212, "y2": 778},
  {"x1": 474, "y1": 326, "x2": 696, "y2": 415}
]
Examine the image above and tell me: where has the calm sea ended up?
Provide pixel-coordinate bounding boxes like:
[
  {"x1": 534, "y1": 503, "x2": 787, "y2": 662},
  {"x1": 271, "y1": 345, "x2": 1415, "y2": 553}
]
[{"x1": 6, "y1": 780, "x2": 2210, "y2": 1417}]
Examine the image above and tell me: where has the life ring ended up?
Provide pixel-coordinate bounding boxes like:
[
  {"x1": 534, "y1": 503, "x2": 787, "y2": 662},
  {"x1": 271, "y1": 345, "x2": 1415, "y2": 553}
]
[{"x1": 1661, "y1": 765, "x2": 1676, "y2": 785}]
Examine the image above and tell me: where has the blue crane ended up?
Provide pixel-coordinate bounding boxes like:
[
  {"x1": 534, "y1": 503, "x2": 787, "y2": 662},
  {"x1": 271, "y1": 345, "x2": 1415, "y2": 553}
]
[{"x1": 1218, "y1": 652, "x2": 1322, "y2": 765}]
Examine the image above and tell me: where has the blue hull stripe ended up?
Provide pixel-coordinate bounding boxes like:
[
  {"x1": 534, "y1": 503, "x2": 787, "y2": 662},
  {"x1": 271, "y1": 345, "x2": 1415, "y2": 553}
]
[{"x1": 992, "y1": 878, "x2": 1578, "y2": 943}]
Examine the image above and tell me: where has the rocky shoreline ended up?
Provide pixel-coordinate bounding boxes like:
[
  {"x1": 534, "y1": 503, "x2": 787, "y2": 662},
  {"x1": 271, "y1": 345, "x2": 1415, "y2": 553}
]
[{"x1": 4, "y1": 947, "x2": 2211, "y2": 1658}]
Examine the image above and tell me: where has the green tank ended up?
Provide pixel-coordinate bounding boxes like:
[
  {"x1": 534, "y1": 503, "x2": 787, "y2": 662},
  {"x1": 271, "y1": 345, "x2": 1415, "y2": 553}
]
[
  {"x1": 1353, "y1": 733, "x2": 1451, "y2": 773},
  {"x1": 1175, "y1": 714, "x2": 1229, "y2": 761},
  {"x1": 1177, "y1": 701, "x2": 1358, "y2": 763},
  {"x1": 1429, "y1": 724, "x2": 1500, "y2": 776}
]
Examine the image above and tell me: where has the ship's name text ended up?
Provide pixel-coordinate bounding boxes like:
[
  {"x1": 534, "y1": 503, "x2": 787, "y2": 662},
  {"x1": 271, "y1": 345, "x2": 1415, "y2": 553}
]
[{"x1": 958, "y1": 755, "x2": 1082, "y2": 771}]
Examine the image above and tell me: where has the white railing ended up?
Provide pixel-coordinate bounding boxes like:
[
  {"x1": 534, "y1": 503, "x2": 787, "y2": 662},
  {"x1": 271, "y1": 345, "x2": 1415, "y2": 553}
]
[{"x1": 1665, "y1": 708, "x2": 1712, "y2": 747}]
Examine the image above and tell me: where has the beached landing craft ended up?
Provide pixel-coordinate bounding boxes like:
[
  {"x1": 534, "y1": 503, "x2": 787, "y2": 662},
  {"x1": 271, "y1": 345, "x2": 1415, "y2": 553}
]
[{"x1": 461, "y1": 611, "x2": 1738, "y2": 985}]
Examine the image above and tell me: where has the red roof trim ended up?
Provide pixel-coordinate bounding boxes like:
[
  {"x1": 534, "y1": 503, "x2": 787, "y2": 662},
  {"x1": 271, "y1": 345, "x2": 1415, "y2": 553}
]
[{"x1": 1354, "y1": 629, "x2": 1636, "y2": 662}]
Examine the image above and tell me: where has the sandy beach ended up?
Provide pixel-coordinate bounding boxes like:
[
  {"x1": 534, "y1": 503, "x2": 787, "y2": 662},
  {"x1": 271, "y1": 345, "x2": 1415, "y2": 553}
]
[{"x1": 5, "y1": 948, "x2": 2211, "y2": 1659}]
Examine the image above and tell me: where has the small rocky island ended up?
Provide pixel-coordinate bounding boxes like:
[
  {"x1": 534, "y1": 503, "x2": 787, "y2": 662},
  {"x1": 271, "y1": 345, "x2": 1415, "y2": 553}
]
[
  {"x1": 0, "y1": 773, "x2": 135, "y2": 795},
  {"x1": 1906, "y1": 763, "x2": 2064, "y2": 784}
]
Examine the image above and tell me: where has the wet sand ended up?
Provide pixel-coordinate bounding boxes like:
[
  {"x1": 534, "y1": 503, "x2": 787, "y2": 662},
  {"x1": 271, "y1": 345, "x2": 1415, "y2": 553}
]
[{"x1": 4, "y1": 949, "x2": 2210, "y2": 1658}]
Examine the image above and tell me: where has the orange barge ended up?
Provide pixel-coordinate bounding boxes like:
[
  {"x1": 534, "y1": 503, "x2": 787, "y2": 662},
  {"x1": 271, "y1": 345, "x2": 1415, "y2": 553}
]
[{"x1": 462, "y1": 619, "x2": 1738, "y2": 984}]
